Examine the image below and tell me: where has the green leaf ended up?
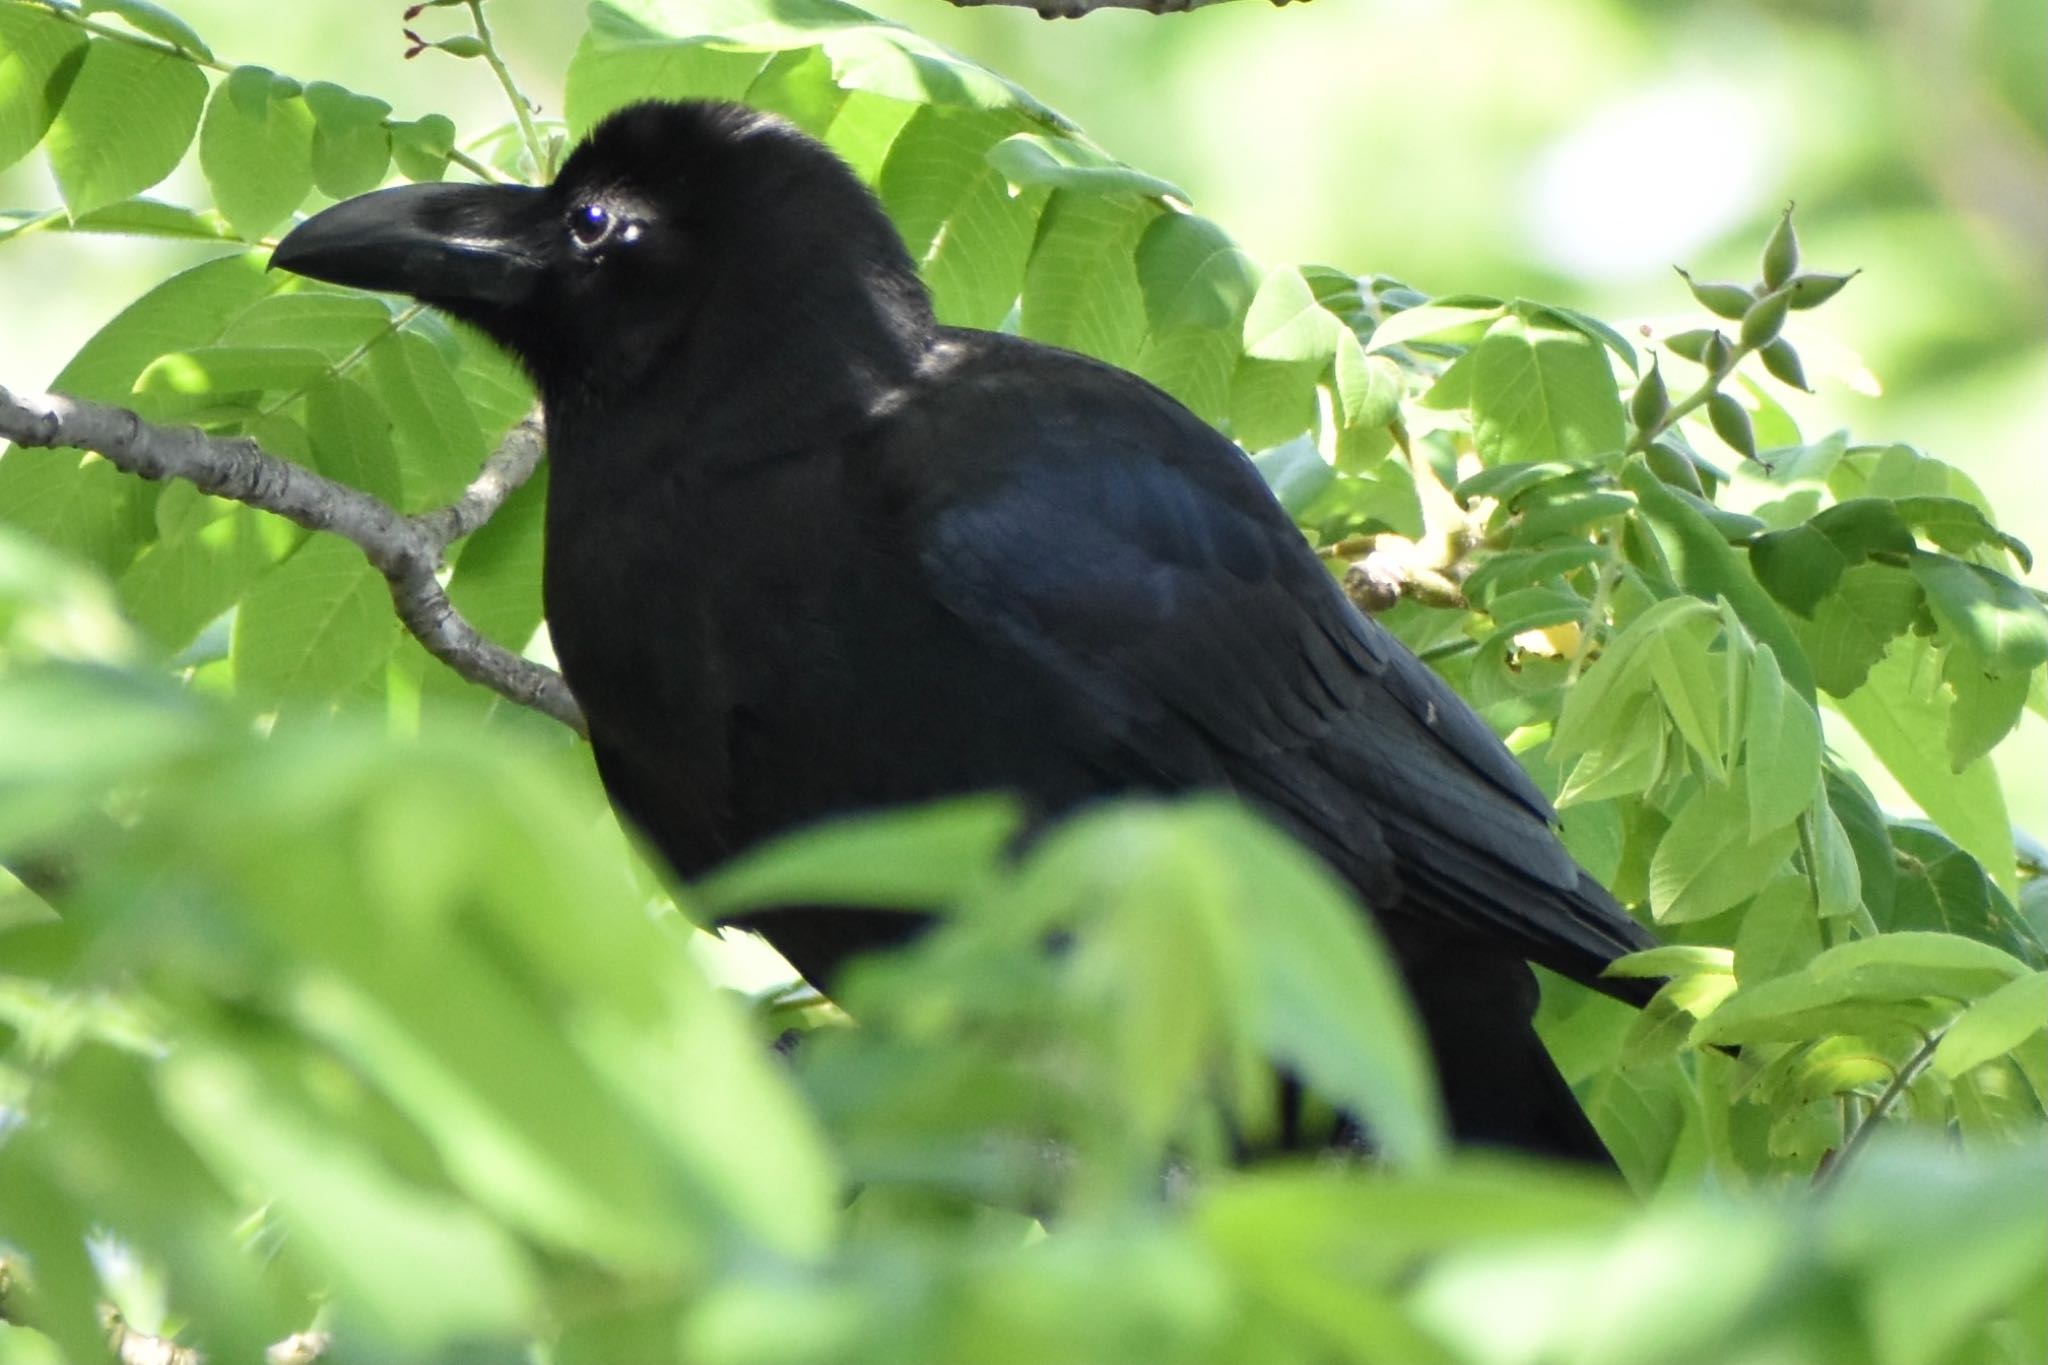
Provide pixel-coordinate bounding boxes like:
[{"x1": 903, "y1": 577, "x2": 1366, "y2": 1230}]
[
  {"x1": 117, "y1": 488, "x2": 290, "y2": 652},
  {"x1": 1530, "y1": 302, "x2": 1639, "y2": 375},
  {"x1": 390, "y1": 113, "x2": 456, "y2": 183},
  {"x1": 51, "y1": 196, "x2": 227, "y2": 240},
  {"x1": 1811, "y1": 792, "x2": 1864, "y2": 919},
  {"x1": 218, "y1": 289, "x2": 399, "y2": 361},
  {"x1": 1198, "y1": 804, "x2": 1446, "y2": 1168},
  {"x1": 1649, "y1": 775, "x2": 1801, "y2": 923},
  {"x1": 304, "y1": 80, "x2": 392, "y2": 200},
  {"x1": 79, "y1": 0, "x2": 212, "y2": 57},
  {"x1": 1469, "y1": 314, "x2": 1626, "y2": 467},
  {"x1": 1933, "y1": 971, "x2": 2048, "y2": 1077},
  {"x1": 1461, "y1": 543, "x2": 1604, "y2": 606},
  {"x1": 1793, "y1": 562, "x2": 1923, "y2": 697},
  {"x1": 877, "y1": 107, "x2": 1043, "y2": 330},
  {"x1": 1942, "y1": 647, "x2": 2029, "y2": 771},
  {"x1": 1249, "y1": 435, "x2": 1333, "y2": 516},
  {"x1": 1455, "y1": 460, "x2": 1579, "y2": 506},
  {"x1": 1827, "y1": 766, "x2": 1897, "y2": 919},
  {"x1": 986, "y1": 132, "x2": 1185, "y2": 200},
  {"x1": 697, "y1": 797, "x2": 1021, "y2": 917},
  {"x1": 1698, "y1": 931, "x2": 2031, "y2": 1046},
  {"x1": 305, "y1": 376, "x2": 404, "y2": 505},
  {"x1": 1624, "y1": 457, "x2": 1816, "y2": 704},
  {"x1": 1553, "y1": 597, "x2": 1716, "y2": 758},
  {"x1": 1911, "y1": 552, "x2": 2048, "y2": 677},
  {"x1": 131, "y1": 345, "x2": 330, "y2": 418},
  {"x1": 366, "y1": 331, "x2": 488, "y2": 508},
  {"x1": 1512, "y1": 489, "x2": 1635, "y2": 545},
  {"x1": 1750, "y1": 523, "x2": 1849, "y2": 617},
  {"x1": 1241, "y1": 266, "x2": 1344, "y2": 366},
  {"x1": 1645, "y1": 610, "x2": 1727, "y2": 778},
  {"x1": 1605, "y1": 945, "x2": 1735, "y2": 979},
  {"x1": 1229, "y1": 356, "x2": 1320, "y2": 452},
  {"x1": 1134, "y1": 212, "x2": 1259, "y2": 333},
  {"x1": 1733, "y1": 875, "x2": 1821, "y2": 984},
  {"x1": 0, "y1": 5, "x2": 86, "y2": 175},
  {"x1": 564, "y1": 11, "x2": 772, "y2": 133},
  {"x1": 0, "y1": 255, "x2": 278, "y2": 573},
  {"x1": 1892, "y1": 494, "x2": 2033, "y2": 570},
  {"x1": 444, "y1": 470, "x2": 546, "y2": 660},
  {"x1": 1332, "y1": 331, "x2": 1402, "y2": 430},
  {"x1": 1558, "y1": 696, "x2": 1666, "y2": 806},
  {"x1": 1743, "y1": 644, "x2": 1822, "y2": 839},
  {"x1": 1833, "y1": 644, "x2": 2017, "y2": 898},
  {"x1": 159, "y1": 1046, "x2": 540, "y2": 1351},
  {"x1": 570, "y1": 0, "x2": 1061, "y2": 132},
  {"x1": 1133, "y1": 326, "x2": 1237, "y2": 426},
  {"x1": 1019, "y1": 190, "x2": 1154, "y2": 370},
  {"x1": 1364, "y1": 301, "x2": 1503, "y2": 352},
  {"x1": 1887, "y1": 825, "x2": 2040, "y2": 961},
  {"x1": 231, "y1": 535, "x2": 398, "y2": 711},
  {"x1": 43, "y1": 37, "x2": 207, "y2": 218}
]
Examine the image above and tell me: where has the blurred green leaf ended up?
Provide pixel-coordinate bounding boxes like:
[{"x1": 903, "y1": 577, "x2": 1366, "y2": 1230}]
[{"x1": 696, "y1": 797, "x2": 1020, "y2": 917}]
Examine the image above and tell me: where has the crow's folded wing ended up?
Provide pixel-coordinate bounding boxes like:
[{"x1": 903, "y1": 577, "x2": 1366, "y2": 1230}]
[{"x1": 906, "y1": 350, "x2": 1655, "y2": 991}]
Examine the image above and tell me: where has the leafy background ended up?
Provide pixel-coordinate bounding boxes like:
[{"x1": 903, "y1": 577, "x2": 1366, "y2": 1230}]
[{"x1": 0, "y1": 0, "x2": 2044, "y2": 1362}]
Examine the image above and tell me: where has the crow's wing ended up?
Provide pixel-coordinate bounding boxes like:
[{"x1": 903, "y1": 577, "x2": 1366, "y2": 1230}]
[{"x1": 900, "y1": 337, "x2": 1655, "y2": 991}]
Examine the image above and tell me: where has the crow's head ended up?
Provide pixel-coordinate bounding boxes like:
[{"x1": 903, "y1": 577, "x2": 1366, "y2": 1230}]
[{"x1": 273, "y1": 101, "x2": 932, "y2": 404}]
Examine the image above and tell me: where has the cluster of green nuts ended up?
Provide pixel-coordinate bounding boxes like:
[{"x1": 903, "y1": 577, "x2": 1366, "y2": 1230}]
[{"x1": 1630, "y1": 206, "x2": 1858, "y2": 463}]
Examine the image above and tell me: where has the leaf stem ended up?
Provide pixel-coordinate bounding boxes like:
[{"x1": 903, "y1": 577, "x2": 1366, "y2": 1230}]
[
  {"x1": 21, "y1": 0, "x2": 231, "y2": 72},
  {"x1": 464, "y1": 0, "x2": 549, "y2": 178},
  {"x1": 1813, "y1": 1030, "x2": 1942, "y2": 1190},
  {"x1": 1565, "y1": 521, "x2": 1625, "y2": 683},
  {"x1": 1627, "y1": 336, "x2": 1754, "y2": 457}
]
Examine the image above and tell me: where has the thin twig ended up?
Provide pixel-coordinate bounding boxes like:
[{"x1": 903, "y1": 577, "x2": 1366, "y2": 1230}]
[
  {"x1": 464, "y1": 0, "x2": 549, "y2": 177},
  {"x1": 1812, "y1": 1031, "x2": 1943, "y2": 1190},
  {"x1": 0, "y1": 387, "x2": 583, "y2": 735}
]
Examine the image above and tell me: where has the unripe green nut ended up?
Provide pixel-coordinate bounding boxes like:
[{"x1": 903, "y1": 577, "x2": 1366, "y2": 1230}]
[
  {"x1": 1663, "y1": 329, "x2": 1717, "y2": 364},
  {"x1": 1707, "y1": 390, "x2": 1757, "y2": 460},
  {"x1": 1761, "y1": 205, "x2": 1799, "y2": 290},
  {"x1": 1700, "y1": 330, "x2": 1735, "y2": 373},
  {"x1": 435, "y1": 35, "x2": 487, "y2": 57},
  {"x1": 1740, "y1": 288, "x2": 1792, "y2": 348},
  {"x1": 1646, "y1": 439, "x2": 1705, "y2": 496},
  {"x1": 1787, "y1": 270, "x2": 1859, "y2": 310},
  {"x1": 1630, "y1": 359, "x2": 1670, "y2": 433},
  {"x1": 1676, "y1": 268, "x2": 1754, "y2": 321},
  {"x1": 1759, "y1": 337, "x2": 1809, "y2": 391}
]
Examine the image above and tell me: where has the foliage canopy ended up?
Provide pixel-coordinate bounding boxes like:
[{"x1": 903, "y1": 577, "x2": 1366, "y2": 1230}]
[{"x1": 0, "y1": 1, "x2": 2043, "y2": 1361}]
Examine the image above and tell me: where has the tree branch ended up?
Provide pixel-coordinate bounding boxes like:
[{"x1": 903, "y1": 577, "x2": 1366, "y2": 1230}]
[{"x1": 0, "y1": 387, "x2": 585, "y2": 735}]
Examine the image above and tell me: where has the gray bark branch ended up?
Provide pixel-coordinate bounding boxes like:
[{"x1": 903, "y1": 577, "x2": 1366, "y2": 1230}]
[{"x1": 0, "y1": 387, "x2": 585, "y2": 735}]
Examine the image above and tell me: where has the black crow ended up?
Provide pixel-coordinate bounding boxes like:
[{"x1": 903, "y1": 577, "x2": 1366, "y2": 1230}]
[{"x1": 273, "y1": 100, "x2": 1659, "y2": 1163}]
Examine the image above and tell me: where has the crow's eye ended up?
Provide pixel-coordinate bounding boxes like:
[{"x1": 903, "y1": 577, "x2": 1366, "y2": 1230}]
[{"x1": 569, "y1": 202, "x2": 611, "y2": 248}]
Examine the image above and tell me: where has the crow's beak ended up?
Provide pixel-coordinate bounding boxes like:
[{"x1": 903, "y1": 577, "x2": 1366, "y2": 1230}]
[{"x1": 271, "y1": 182, "x2": 549, "y2": 309}]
